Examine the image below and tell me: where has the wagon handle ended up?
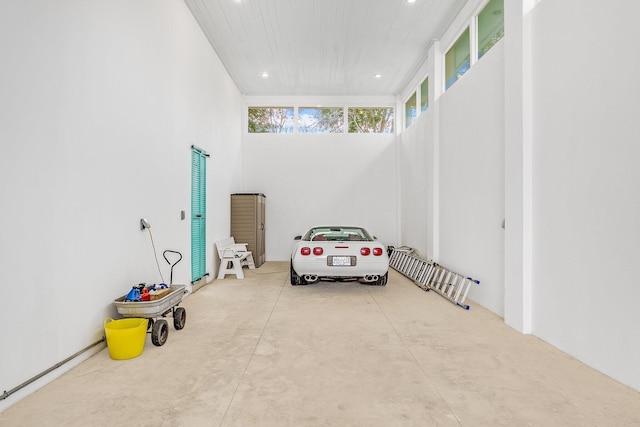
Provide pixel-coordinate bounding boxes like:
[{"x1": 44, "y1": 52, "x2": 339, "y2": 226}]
[{"x1": 162, "y1": 250, "x2": 183, "y2": 285}]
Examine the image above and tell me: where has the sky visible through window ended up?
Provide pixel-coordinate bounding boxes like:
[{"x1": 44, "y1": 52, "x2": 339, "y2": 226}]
[{"x1": 248, "y1": 107, "x2": 394, "y2": 133}]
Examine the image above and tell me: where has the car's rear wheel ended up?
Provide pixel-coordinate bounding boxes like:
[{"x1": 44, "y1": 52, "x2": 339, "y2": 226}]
[
  {"x1": 290, "y1": 263, "x2": 307, "y2": 286},
  {"x1": 372, "y1": 272, "x2": 388, "y2": 286}
]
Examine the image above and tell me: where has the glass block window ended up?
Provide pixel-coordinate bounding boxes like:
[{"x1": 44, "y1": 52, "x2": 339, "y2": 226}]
[
  {"x1": 248, "y1": 107, "x2": 294, "y2": 133},
  {"x1": 478, "y1": 0, "x2": 504, "y2": 58},
  {"x1": 347, "y1": 107, "x2": 394, "y2": 133},
  {"x1": 405, "y1": 92, "x2": 417, "y2": 128},
  {"x1": 420, "y1": 76, "x2": 429, "y2": 112},
  {"x1": 298, "y1": 107, "x2": 344, "y2": 133},
  {"x1": 445, "y1": 27, "x2": 470, "y2": 90}
]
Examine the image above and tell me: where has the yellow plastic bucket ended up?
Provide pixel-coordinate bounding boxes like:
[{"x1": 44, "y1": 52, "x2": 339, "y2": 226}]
[{"x1": 104, "y1": 318, "x2": 148, "y2": 360}]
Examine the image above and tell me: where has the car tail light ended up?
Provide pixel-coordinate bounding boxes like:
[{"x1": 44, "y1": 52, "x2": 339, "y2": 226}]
[
  {"x1": 373, "y1": 247, "x2": 383, "y2": 256},
  {"x1": 313, "y1": 247, "x2": 323, "y2": 255},
  {"x1": 301, "y1": 247, "x2": 311, "y2": 256},
  {"x1": 360, "y1": 247, "x2": 371, "y2": 256}
]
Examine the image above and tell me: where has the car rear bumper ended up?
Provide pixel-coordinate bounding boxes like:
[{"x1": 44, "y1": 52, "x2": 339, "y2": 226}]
[{"x1": 292, "y1": 257, "x2": 389, "y2": 277}]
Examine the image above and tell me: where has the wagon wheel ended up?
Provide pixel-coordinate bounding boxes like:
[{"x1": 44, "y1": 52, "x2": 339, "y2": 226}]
[
  {"x1": 147, "y1": 318, "x2": 154, "y2": 331},
  {"x1": 151, "y1": 319, "x2": 169, "y2": 346},
  {"x1": 173, "y1": 307, "x2": 186, "y2": 330}
]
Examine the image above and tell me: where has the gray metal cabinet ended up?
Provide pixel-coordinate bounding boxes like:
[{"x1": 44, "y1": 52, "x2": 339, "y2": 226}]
[{"x1": 230, "y1": 193, "x2": 266, "y2": 268}]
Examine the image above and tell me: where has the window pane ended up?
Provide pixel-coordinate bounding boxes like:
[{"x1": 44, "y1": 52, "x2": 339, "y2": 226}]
[
  {"x1": 445, "y1": 28, "x2": 470, "y2": 90},
  {"x1": 420, "y1": 76, "x2": 429, "y2": 111},
  {"x1": 347, "y1": 107, "x2": 394, "y2": 133},
  {"x1": 405, "y1": 93, "x2": 417, "y2": 128},
  {"x1": 248, "y1": 107, "x2": 294, "y2": 133},
  {"x1": 298, "y1": 107, "x2": 344, "y2": 133},
  {"x1": 478, "y1": 0, "x2": 504, "y2": 58}
]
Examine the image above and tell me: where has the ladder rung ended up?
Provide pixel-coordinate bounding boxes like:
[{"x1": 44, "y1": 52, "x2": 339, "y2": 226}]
[{"x1": 389, "y1": 248, "x2": 479, "y2": 309}]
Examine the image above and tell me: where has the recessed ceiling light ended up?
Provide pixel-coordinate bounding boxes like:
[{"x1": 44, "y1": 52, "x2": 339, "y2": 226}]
[
  {"x1": 407, "y1": 0, "x2": 416, "y2": 3},
  {"x1": 261, "y1": 71, "x2": 269, "y2": 78},
  {"x1": 374, "y1": 73, "x2": 382, "y2": 79}
]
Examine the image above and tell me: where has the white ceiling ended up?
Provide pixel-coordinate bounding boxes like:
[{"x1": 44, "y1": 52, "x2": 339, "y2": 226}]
[{"x1": 184, "y1": 0, "x2": 468, "y2": 96}]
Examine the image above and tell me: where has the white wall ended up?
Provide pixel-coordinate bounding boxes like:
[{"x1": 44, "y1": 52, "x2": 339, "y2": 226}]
[
  {"x1": 401, "y1": 0, "x2": 640, "y2": 391},
  {"x1": 398, "y1": 41, "x2": 505, "y2": 316},
  {"x1": 398, "y1": 110, "x2": 435, "y2": 259},
  {"x1": 438, "y1": 43, "x2": 505, "y2": 315},
  {"x1": 242, "y1": 100, "x2": 398, "y2": 260},
  {"x1": 503, "y1": 0, "x2": 536, "y2": 334},
  {"x1": 3, "y1": 0, "x2": 639, "y2": 413},
  {"x1": 530, "y1": 0, "x2": 640, "y2": 391},
  {"x1": 243, "y1": 133, "x2": 398, "y2": 260},
  {"x1": 0, "y1": 0, "x2": 242, "y2": 410}
]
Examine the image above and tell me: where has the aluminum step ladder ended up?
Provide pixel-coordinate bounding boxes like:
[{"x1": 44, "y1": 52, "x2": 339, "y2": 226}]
[{"x1": 389, "y1": 247, "x2": 479, "y2": 310}]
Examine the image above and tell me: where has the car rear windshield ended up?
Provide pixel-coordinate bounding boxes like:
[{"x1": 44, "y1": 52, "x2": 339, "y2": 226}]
[{"x1": 304, "y1": 227, "x2": 373, "y2": 242}]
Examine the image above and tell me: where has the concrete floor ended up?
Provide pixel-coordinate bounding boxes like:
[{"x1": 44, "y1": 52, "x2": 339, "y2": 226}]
[{"x1": 2, "y1": 262, "x2": 639, "y2": 426}]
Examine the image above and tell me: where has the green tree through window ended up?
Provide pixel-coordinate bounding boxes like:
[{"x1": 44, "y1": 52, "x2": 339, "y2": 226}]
[
  {"x1": 248, "y1": 107, "x2": 294, "y2": 133},
  {"x1": 478, "y1": 0, "x2": 504, "y2": 58},
  {"x1": 248, "y1": 106, "x2": 394, "y2": 133},
  {"x1": 348, "y1": 107, "x2": 394, "y2": 133},
  {"x1": 298, "y1": 107, "x2": 344, "y2": 133}
]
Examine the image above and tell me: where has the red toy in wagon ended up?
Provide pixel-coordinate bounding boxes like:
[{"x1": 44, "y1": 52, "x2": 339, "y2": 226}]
[{"x1": 113, "y1": 250, "x2": 186, "y2": 346}]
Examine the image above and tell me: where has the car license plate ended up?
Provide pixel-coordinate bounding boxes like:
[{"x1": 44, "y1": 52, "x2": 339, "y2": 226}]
[{"x1": 329, "y1": 256, "x2": 355, "y2": 266}]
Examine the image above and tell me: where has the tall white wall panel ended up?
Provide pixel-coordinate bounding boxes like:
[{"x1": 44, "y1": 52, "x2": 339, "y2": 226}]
[
  {"x1": 436, "y1": 44, "x2": 506, "y2": 316},
  {"x1": 0, "y1": 0, "x2": 242, "y2": 410},
  {"x1": 530, "y1": 0, "x2": 640, "y2": 391},
  {"x1": 242, "y1": 132, "x2": 398, "y2": 260}
]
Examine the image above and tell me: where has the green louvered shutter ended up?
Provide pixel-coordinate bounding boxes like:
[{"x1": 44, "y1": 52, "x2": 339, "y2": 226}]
[{"x1": 191, "y1": 147, "x2": 207, "y2": 282}]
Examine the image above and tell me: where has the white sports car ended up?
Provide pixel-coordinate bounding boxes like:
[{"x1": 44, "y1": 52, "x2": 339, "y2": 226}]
[{"x1": 290, "y1": 226, "x2": 389, "y2": 286}]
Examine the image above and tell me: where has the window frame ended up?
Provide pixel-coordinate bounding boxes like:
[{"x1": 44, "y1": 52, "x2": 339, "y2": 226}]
[
  {"x1": 347, "y1": 107, "x2": 395, "y2": 134},
  {"x1": 477, "y1": 0, "x2": 504, "y2": 59},
  {"x1": 441, "y1": 0, "x2": 504, "y2": 93},
  {"x1": 246, "y1": 105, "x2": 395, "y2": 134},
  {"x1": 420, "y1": 76, "x2": 429, "y2": 112},
  {"x1": 247, "y1": 106, "x2": 295, "y2": 134},
  {"x1": 444, "y1": 26, "x2": 471, "y2": 91},
  {"x1": 297, "y1": 106, "x2": 345, "y2": 134},
  {"x1": 404, "y1": 92, "x2": 417, "y2": 129}
]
